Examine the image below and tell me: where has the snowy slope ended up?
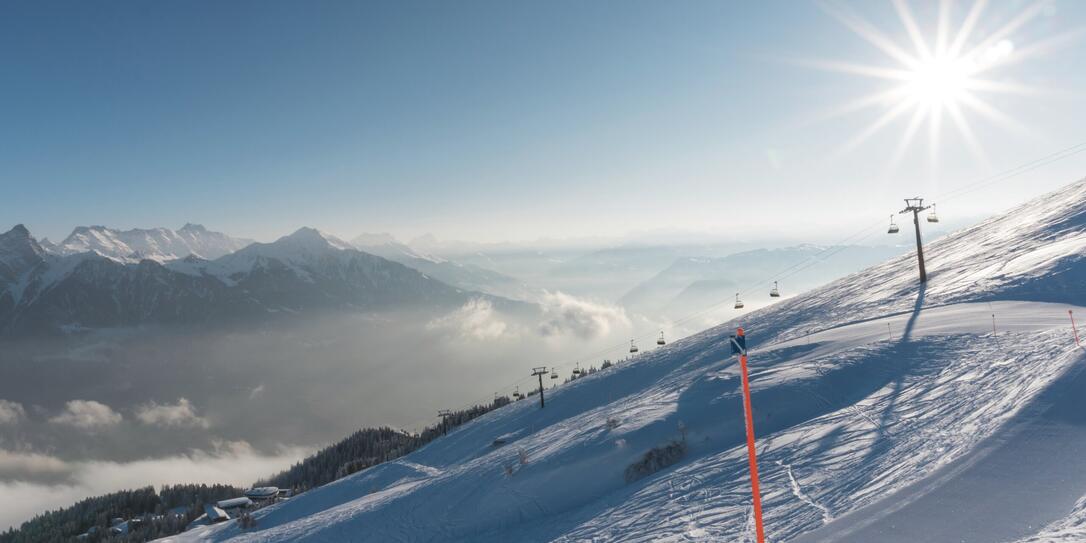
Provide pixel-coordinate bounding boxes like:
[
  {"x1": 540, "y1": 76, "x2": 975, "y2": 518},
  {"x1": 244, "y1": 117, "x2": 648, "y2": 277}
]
[
  {"x1": 163, "y1": 178, "x2": 1086, "y2": 543},
  {"x1": 52, "y1": 223, "x2": 253, "y2": 262}
]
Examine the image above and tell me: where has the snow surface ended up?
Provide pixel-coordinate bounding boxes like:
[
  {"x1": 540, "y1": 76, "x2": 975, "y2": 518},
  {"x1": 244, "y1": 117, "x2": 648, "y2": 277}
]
[{"x1": 161, "y1": 179, "x2": 1086, "y2": 543}]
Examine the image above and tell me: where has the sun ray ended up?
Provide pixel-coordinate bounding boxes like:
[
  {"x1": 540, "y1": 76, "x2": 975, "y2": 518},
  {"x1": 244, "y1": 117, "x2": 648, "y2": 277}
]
[
  {"x1": 817, "y1": 0, "x2": 920, "y2": 69},
  {"x1": 831, "y1": 96, "x2": 919, "y2": 160},
  {"x1": 948, "y1": 0, "x2": 989, "y2": 58},
  {"x1": 969, "y1": 28, "x2": 1086, "y2": 77},
  {"x1": 927, "y1": 102, "x2": 943, "y2": 167},
  {"x1": 964, "y1": 78, "x2": 1050, "y2": 97},
  {"x1": 887, "y1": 105, "x2": 928, "y2": 171},
  {"x1": 945, "y1": 99, "x2": 990, "y2": 168},
  {"x1": 956, "y1": 91, "x2": 1033, "y2": 137},
  {"x1": 961, "y1": 0, "x2": 1048, "y2": 64},
  {"x1": 792, "y1": 59, "x2": 914, "y2": 81},
  {"x1": 803, "y1": 87, "x2": 913, "y2": 126},
  {"x1": 892, "y1": 0, "x2": 933, "y2": 61},
  {"x1": 935, "y1": 0, "x2": 952, "y2": 57}
]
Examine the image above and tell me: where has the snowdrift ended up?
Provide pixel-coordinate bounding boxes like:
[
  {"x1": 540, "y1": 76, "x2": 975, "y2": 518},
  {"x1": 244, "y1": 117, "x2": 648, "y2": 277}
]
[{"x1": 166, "y1": 178, "x2": 1086, "y2": 542}]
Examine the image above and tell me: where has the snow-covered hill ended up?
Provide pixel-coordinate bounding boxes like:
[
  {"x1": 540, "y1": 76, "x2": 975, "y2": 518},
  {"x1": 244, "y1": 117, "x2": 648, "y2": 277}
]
[{"x1": 51, "y1": 223, "x2": 254, "y2": 263}]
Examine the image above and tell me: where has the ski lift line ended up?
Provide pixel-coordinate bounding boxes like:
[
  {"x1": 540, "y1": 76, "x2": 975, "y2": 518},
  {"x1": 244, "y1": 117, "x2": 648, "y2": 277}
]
[
  {"x1": 941, "y1": 141, "x2": 1086, "y2": 200},
  {"x1": 752, "y1": 217, "x2": 890, "y2": 286},
  {"x1": 666, "y1": 226, "x2": 888, "y2": 330},
  {"x1": 772, "y1": 227, "x2": 887, "y2": 284},
  {"x1": 939, "y1": 141, "x2": 1086, "y2": 203},
  {"x1": 442, "y1": 219, "x2": 892, "y2": 416},
  {"x1": 941, "y1": 147, "x2": 1086, "y2": 203},
  {"x1": 441, "y1": 221, "x2": 892, "y2": 415},
  {"x1": 677, "y1": 218, "x2": 887, "y2": 324},
  {"x1": 667, "y1": 220, "x2": 888, "y2": 330}
]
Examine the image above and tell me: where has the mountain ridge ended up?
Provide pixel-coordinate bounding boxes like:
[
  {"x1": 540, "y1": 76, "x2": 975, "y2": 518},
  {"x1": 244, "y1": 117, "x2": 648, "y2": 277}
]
[
  {"x1": 0, "y1": 226, "x2": 525, "y2": 336},
  {"x1": 50, "y1": 224, "x2": 254, "y2": 263}
]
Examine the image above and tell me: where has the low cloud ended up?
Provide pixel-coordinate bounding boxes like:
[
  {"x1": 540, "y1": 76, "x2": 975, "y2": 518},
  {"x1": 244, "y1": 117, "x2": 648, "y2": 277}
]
[
  {"x1": 49, "y1": 400, "x2": 122, "y2": 429},
  {"x1": 0, "y1": 442, "x2": 309, "y2": 531},
  {"x1": 0, "y1": 400, "x2": 25, "y2": 425},
  {"x1": 538, "y1": 292, "x2": 630, "y2": 339},
  {"x1": 135, "y1": 398, "x2": 210, "y2": 429},
  {"x1": 0, "y1": 450, "x2": 74, "y2": 485},
  {"x1": 427, "y1": 298, "x2": 510, "y2": 340}
]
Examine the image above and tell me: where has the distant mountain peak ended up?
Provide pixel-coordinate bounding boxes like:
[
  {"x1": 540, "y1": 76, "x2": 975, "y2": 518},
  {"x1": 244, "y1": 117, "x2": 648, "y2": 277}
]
[
  {"x1": 0, "y1": 224, "x2": 46, "y2": 286},
  {"x1": 282, "y1": 227, "x2": 353, "y2": 251},
  {"x1": 180, "y1": 223, "x2": 207, "y2": 232}
]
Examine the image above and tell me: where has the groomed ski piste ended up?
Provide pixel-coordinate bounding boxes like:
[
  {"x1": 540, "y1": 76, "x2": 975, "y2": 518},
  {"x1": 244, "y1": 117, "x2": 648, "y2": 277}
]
[{"x1": 165, "y1": 177, "x2": 1086, "y2": 543}]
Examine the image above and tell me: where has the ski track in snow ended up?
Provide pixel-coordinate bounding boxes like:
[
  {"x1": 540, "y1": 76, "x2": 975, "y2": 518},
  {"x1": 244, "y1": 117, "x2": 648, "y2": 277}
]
[
  {"x1": 778, "y1": 460, "x2": 832, "y2": 525},
  {"x1": 158, "y1": 179, "x2": 1086, "y2": 542}
]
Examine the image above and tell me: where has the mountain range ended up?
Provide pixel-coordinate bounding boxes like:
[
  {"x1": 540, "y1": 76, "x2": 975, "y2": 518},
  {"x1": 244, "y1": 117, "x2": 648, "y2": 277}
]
[
  {"x1": 46, "y1": 223, "x2": 254, "y2": 263},
  {"x1": 0, "y1": 225, "x2": 516, "y2": 336}
]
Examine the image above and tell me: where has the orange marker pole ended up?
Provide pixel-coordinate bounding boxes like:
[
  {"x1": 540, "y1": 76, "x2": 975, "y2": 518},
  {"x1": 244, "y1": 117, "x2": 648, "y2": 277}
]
[
  {"x1": 736, "y1": 329, "x2": 766, "y2": 543},
  {"x1": 1071, "y1": 310, "x2": 1081, "y2": 347}
]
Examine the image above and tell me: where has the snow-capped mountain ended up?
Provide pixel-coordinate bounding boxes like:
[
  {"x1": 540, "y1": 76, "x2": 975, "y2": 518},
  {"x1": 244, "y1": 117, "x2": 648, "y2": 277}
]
[
  {"x1": 0, "y1": 225, "x2": 47, "y2": 321},
  {"x1": 164, "y1": 177, "x2": 1086, "y2": 543},
  {"x1": 0, "y1": 226, "x2": 519, "y2": 336},
  {"x1": 0, "y1": 225, "x2": 44, "y2": 286},
  {"x1": 50, "y1": 223, "x2": 253, "y2": 263}
]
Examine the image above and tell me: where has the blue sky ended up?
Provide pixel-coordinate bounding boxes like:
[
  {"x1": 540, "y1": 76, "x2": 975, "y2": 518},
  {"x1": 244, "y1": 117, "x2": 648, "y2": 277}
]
[{"x1": 2, "y1": 0, "x2": 1085, "y2": 244}]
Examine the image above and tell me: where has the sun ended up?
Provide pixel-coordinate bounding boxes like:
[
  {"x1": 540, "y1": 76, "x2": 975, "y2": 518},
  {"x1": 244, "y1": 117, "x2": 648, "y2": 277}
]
[
  {"x1": 807, "y1": 0, "x2": 1069, "y2": 168},
  {"x1": 907, "y1": 55, "x2": 972, "y2": 106}
]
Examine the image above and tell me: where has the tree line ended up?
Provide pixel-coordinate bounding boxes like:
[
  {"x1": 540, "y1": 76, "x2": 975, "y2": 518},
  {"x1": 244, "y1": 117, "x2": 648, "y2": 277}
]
[{"x1": 0, "y1": 484, "x2": 242, "y2": 543}]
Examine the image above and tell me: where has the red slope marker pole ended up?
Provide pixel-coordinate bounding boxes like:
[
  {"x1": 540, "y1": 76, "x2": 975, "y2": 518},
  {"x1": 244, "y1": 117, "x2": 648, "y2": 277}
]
[
  {"x1": 734, "y1": 328, "x2": 766, "y2": 543},
  {"x1": 1071, "y1": 310, "x2": 1081, "y2": 347}
]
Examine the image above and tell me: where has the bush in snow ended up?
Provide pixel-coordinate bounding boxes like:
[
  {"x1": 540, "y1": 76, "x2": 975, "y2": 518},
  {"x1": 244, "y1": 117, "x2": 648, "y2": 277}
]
[
  {"x1": 624, "y1": 440, "x2": 687, "y2": 483},
  {"x1": 237, "y1": 511, "x2": 256, "y2": 530}
]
